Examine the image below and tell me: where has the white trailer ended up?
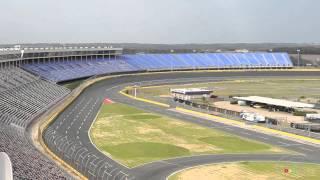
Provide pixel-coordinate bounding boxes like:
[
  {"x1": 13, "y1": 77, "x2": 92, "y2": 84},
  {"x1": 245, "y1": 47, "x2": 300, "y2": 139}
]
[
  {"x1": 306, "y1": 114, "x2": 320, "y2": 120},
  {"x1": 240, "y1": 112, "x2": 266, "y2": 123}
]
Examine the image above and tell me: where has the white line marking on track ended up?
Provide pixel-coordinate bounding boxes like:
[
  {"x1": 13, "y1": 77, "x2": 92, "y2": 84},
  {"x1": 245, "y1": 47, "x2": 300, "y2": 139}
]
[
  {"x1": 257, "y1": 136, "x2": 269, "y2": 140},
  {"x1": 299, "y1": 147, "x2": 314, "y2": 152},
  {"x1": 278, "y1": 141, "x2": 290, "y2": 146},
  {"x1": 240, "y1": 132, "x2": 251, "y2": 136},
  {"x1": 159, "y1": 160, "x2": 179, "y2": 166}
]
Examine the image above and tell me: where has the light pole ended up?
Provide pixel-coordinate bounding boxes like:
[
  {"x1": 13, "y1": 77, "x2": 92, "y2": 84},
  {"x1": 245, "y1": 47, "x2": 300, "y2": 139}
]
[
  {"x1": 133, "y1": 85, "x2": 139, "y2": 98},
  {"x1": 297, "y1": 49, "x2": 300, "y2": 66}
]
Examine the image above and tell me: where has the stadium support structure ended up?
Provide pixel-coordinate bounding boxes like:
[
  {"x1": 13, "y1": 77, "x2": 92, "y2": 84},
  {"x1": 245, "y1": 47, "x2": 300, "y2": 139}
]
[{"x1": 0, "y1": 152, "x2": 13, "y2": 180}]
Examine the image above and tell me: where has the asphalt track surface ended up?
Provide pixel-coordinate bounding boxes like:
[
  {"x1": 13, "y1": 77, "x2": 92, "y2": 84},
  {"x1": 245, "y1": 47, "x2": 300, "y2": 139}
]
[{"x1": 44, "y1": 71, "x2": 320, "y2": 180}]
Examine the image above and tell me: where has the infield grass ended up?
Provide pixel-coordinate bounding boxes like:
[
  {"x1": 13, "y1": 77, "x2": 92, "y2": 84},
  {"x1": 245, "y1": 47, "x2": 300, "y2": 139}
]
[
  {"x1": 90, "y1": 103, "x2": 289, "y2": 167},
  {"x1": 136, "y1": 77, "x2": 320, "y2": 104},
  {"x1": 169, "y1": 161, "x2": 320, "y2": 180}
]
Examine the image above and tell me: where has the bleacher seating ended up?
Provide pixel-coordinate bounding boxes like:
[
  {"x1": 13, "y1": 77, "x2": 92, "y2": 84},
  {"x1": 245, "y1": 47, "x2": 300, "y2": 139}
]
[
  {"x1": 23, "y1": 59, "x2": 138, "y2": 82},
  {"x1": 122, "y1": 52, "x2": 293, "y2": 70},
  {"x1": 22, "y1": 53, "x2": 293, "y2": 83},
  {"x1": 0, "y1": 126, "x2": 69, "y2": 179},
  {"x1": 0, "y1": 67, "x2": 71, "y2": 179},
  {"x1": 0, "y1": 68, "x2": 70, "y2": 128},
  {"x1": 0, "y1": 67, "x2": 39, "y2": 91},
  {"x1": 0, "y1": 80, "x2": 70, "y2": 127}
]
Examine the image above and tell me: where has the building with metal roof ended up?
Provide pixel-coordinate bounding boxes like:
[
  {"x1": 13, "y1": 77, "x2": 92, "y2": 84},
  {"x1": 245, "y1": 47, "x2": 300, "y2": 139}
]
[{"x1": 233, "y1": 96, "x2": 315, "y2": 109}]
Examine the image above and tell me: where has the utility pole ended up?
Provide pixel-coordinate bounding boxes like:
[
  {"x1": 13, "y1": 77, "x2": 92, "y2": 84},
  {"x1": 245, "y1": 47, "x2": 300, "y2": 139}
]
[
  {"x1": 297, "y1": 49, "x2": 301, "y2": 67},
  {"x1": 133, "y1": 85, "x2": 139, "y2": 98}
]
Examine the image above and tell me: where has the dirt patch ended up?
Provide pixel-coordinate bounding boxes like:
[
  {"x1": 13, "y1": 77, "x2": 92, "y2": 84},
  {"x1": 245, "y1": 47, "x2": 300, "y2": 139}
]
[
  {"x1": 159, "y1": 95, "x2": 171, "y2": 98},
  {"x1": 135, "y1": 126, "x2": 216, "y2": 152},
  {"x1": 177, "y1": 143, "x2": 221, "y2": 152},
  {"x1": 269, "y1": 147, "x2": 287, "y2": 153},
  {"x1": 96, "y1": 117, "x2": 113, "y2": 125},
  {"x1": 173, "y1": 163, "x2": 278, "y2": 180},
  {"x1": 92, "y1": 133, "x2": 105, "y2": 139},
  {"x1": 137, "y1": 126, "x2": 164, "y2": 135},
  {"x1": 169, "y1": 120, "x2": 188, "y2": 126}
]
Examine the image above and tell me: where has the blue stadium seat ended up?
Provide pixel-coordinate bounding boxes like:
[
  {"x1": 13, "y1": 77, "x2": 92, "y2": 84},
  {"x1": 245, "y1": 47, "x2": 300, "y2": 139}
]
[{"x1": 23, "y1": 53, "x2": 293, "y2": 82}]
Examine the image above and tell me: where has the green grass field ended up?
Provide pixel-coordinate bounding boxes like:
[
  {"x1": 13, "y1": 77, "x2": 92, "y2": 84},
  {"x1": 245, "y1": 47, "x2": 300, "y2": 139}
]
[
  {"x1": 169, "y1": 162, "x2": 320, "y2": 180},
  {"x1": 90, "y1": 103, "x2": 289, "y2": 167},
  {"x1": 136, "y1": 77, "x2": 320, "y2": 104}
]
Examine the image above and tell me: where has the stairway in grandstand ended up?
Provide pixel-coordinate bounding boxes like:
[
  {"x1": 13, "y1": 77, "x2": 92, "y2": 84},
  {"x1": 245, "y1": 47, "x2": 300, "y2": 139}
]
[
  {"x1": 0, "y1": 66, "x2": 71, "y2": 179},
  {"x1": 22, "y1": 52, "x2": 293, "y2": 83}
]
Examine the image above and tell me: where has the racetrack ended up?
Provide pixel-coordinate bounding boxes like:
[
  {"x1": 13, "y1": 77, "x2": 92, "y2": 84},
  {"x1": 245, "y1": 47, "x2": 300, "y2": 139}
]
[{"x1": 43, "y1": 71, "x2": 320, "y2": 180}]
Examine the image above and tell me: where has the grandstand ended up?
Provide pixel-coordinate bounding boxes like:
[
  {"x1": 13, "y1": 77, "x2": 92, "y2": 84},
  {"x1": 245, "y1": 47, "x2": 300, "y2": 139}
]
[
  {"x1": 0, "y1": 65, "x2": 71, "y2": 178},
  {"x1": 0, "y1": 46, "x2": 294, "y2": 179},
  {"x1": 23, "y1": 58, "x2": 138, "y2": 82},
  {"x1": 123, "y1": 52, "x2": 292, "y2": 70},
  {"x1": 0, "y1": 67, "x2": 38, "y2": 90},
  {"x1": 0, "y1": 126, "x2": 69, "y2": 179},
  {"x1": 0, "y1": 66, "x2": 70, "y2": 128},
  {"x1": 0, "y1": 48, "x2": 77, "y2": 178},
  {"x1": 22, "y1": 52, "x2": 293, "y2": 82}
]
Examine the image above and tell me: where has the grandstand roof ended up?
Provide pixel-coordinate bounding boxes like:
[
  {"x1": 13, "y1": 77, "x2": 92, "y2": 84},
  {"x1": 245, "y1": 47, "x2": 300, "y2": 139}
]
[
  {"x1": 233, "y1": 96, "x2": 315, "y2": 109},
  {"x1": 171, "y1": 88, "x2": 213, "y2": 95},
  {"x1": 0, "y1": 46, "x2": 123, "y2": 62},
  {"x1": 0, "y1": 46, "x2": 123, "y2": 55}
]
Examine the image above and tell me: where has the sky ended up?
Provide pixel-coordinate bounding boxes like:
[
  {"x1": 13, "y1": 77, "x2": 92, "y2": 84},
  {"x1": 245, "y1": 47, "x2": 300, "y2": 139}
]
[{"x1": 0, "y1": 0, "x2": 319, "y2": 44}]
